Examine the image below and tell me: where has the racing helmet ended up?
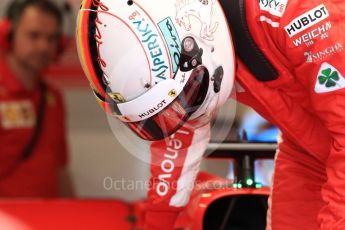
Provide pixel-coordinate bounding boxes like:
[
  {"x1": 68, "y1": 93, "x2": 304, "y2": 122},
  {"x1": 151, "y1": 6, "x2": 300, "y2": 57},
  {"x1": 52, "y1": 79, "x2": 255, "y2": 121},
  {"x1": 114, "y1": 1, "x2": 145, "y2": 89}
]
[{"x1": 76, "y1": 0, "x2": 235, "y2": 141}]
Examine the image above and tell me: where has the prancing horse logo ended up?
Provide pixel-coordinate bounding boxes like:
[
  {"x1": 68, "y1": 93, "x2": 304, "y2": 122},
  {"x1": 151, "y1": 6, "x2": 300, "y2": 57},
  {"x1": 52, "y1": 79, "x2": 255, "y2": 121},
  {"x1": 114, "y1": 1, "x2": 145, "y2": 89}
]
[{"x1": 175, "y1": 0, "x2": 219, "y2": 41}]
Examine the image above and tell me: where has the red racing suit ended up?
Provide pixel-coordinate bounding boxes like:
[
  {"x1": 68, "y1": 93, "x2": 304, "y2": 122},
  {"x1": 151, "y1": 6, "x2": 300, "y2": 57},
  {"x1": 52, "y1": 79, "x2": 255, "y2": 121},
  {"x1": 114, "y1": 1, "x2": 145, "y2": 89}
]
[
  {"x1": 145, "y1": 0, "x2": 345, "y2": 229},
  {"x1": 0, "y1": 56, "x2": 69, "y2": 197}
]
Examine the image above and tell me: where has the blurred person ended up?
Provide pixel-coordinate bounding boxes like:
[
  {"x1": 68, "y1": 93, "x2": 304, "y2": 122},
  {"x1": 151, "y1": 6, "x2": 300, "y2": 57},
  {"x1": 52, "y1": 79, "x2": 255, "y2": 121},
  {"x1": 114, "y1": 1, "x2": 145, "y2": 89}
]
[{"x1": 0, "y1": 0, "x2": 73, "y2": 197}]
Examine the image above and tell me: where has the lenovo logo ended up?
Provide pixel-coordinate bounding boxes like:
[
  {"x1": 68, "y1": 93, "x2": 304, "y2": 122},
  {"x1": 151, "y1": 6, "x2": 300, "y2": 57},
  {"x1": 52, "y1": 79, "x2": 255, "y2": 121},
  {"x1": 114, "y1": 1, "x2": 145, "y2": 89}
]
[{"x1": 156, "y1": 129, "x2": 190, "y2": 196}]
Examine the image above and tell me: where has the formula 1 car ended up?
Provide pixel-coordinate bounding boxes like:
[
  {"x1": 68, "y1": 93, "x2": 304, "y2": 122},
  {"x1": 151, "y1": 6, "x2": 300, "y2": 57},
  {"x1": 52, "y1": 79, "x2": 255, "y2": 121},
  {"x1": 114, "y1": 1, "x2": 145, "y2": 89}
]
[{"x1": 133, "y1": 142, "x2": 276, "y2": 230}]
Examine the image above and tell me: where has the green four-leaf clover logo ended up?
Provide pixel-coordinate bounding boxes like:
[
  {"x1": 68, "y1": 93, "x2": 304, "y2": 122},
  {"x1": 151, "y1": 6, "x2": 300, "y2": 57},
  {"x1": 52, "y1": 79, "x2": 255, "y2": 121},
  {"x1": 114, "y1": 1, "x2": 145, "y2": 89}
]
[{"x1": 318, "y1": 68, "x2": 340, "y2": 88}]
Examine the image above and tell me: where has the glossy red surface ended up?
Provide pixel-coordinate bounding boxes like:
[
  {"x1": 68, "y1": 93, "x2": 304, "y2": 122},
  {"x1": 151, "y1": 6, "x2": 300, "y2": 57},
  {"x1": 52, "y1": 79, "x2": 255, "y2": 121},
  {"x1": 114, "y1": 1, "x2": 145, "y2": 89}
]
[
  {"x1": 0, "y1": 199, "x2": 132, "y2": 230},
  {"x1": 175, "y1": 171, "x2": 270, "y2": 230}
]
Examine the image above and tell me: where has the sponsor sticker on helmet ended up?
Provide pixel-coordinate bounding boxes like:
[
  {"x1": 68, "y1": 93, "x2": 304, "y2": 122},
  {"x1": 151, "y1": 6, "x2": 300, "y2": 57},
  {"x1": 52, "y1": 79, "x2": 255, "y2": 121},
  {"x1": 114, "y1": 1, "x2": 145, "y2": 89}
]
[
  {"x1": 175, "y1": 0, "x2": 219, "y2": 41},
  {"x1": 158, "y1": 17, "x2": 181, "y2": 76},
  {"x1": 129, "y1": 9, "x2": 171, "y2": 84},
  {"x1": 168, "y1": 89, "x2": 177, "y2": 97},
  {"x1": 138, "y1": 99, "x2": 167, "y2": 119},
  {"x1": 108, "y1": 93, "x2": 126, "y2": 103}
]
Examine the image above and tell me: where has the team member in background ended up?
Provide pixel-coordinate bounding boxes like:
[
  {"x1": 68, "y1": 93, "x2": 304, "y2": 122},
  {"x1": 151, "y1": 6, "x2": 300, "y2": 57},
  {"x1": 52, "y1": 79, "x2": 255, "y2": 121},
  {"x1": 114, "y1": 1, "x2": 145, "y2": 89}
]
[
  {"x1": 77, "y1": 0, "x2": 345, "y2": 229},
  {"x1": 0, "y1": 0, "x2": 73, "y2": 197}
]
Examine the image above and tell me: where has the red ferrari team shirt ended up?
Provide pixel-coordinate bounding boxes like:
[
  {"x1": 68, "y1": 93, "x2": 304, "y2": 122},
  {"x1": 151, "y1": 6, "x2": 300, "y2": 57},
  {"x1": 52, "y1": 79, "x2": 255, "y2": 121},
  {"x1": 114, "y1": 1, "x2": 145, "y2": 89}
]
[{"x1": 0, "y1": 56, "x2": 68, "y2": 197}]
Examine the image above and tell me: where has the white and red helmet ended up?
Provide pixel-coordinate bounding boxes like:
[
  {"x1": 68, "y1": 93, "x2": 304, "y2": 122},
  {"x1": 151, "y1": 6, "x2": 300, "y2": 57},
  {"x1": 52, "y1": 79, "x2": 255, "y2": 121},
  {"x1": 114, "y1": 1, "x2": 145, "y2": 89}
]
[{"x1": 76, "y1": 0, "x2": 235, "y2": 140}]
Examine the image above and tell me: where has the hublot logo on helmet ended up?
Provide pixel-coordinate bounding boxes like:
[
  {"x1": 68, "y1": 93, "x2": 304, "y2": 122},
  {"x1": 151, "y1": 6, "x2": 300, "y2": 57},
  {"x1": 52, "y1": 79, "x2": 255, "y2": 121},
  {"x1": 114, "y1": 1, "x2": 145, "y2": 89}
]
[
  {"x1": 139, "y1": 99, "x2": 167, "y2": 119},
  {"x1": 285, "y1": 4, "x2": 329, "y2": 38}
]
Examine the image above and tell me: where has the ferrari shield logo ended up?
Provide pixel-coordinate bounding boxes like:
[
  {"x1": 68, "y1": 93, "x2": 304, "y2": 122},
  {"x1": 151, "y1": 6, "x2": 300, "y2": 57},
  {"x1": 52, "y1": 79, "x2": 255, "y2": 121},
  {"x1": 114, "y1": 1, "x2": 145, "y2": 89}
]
[{"x1": 0, "y1": 101, "x2": 35, "y2": 129}]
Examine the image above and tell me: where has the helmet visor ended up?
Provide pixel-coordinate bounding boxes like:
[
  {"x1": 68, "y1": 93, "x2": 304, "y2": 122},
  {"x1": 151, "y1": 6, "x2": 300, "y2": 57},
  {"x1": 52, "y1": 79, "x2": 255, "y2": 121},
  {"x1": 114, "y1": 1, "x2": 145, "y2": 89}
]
[{"x1": 126, "y1": 65, "x2": 210, "y2": 140}]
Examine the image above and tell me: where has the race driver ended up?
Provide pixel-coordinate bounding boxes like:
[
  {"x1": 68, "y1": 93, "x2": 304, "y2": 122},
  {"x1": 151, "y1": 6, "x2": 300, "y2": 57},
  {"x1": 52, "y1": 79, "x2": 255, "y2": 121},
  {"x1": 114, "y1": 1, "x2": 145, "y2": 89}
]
[{"x1": 76, "y1": 0, "x2": 345, "y2": 229}]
